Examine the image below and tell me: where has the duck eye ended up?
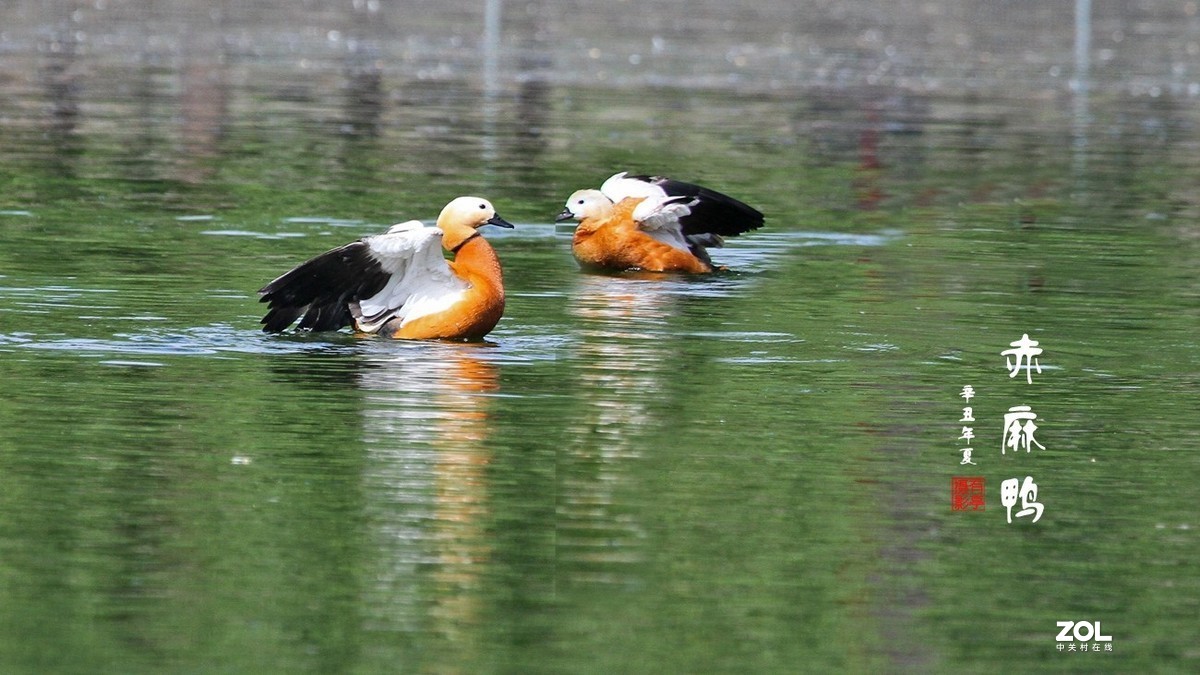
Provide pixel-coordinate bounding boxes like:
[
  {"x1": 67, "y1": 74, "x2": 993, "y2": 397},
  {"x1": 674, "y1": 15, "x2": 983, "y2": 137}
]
[
  {"x1": 479, "y1": 203, "x2": 486, "y2": 209},
  {"x1": 576, "y1": 199, "x2": 584, "y2": 205}
]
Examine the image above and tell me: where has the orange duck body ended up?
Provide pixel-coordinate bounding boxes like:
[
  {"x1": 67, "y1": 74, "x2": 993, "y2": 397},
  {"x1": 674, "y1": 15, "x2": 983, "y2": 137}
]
[
  {"x1": 571, "y1": 197, "x2": 713, "y2": 274},
  {"x1": 382, "y1": 234, "x2": 507, "y2": 340},
  {"x1": 559, "y1": 172, "x2": 764, "y2": 274}
]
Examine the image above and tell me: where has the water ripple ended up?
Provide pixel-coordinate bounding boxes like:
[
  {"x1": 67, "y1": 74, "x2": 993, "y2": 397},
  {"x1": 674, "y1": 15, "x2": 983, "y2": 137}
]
[{"x1": 8, "y1": 324, "x2": 355, "y2": 358}]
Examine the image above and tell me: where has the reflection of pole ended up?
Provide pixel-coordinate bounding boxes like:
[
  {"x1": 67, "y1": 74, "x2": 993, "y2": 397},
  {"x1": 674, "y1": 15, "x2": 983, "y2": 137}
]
[
  {"x1": 481, "y1": 0, "x2": 503, "y2": 169},
  {"x1": 854, "y1": 110, "x2": 883, "y2": 211},
  {"x1": 39, "y1": 23, "x2": 81, "y2": 180},
  {"x1": 1071, "y1": 0, "x2": 1091, "y2": 180},
  {"x1": 179, "y1": 9, "x2": 229, "y2": 185}
]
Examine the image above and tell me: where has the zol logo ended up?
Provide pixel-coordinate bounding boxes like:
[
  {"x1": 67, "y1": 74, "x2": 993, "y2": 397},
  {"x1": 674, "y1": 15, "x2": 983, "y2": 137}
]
[{"x1": 1055, "y1": 621, "x2": 1113, "y2": 642}]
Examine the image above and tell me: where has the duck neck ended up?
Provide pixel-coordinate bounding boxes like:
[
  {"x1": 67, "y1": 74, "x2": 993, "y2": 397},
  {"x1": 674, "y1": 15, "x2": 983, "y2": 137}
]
[
  {"x1": 575, "y1": 202, "x2": 618, "y2": 234},
  {"x1": 450, "y1": 234, "x2": 504, "y2": 294},
  {"x1": 441, "y1": 224, "x2": 477, "y2": 252},
  {"x1": 612, "y1": 196, "x2": 643, "y2": 221}
]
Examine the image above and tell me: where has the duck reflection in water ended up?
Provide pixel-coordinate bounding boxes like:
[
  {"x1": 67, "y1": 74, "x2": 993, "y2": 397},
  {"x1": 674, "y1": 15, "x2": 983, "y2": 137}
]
[
  {"x1": 357, "y1": 343, "x2": 497, "y2": 654},
  {"x1": 558, "y1": 275, "x2": 680, "y2": 584}
]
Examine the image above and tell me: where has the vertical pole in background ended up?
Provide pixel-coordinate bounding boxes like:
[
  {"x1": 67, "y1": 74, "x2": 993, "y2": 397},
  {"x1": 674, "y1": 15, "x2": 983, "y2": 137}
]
[
  {"x1": 481, "y1": 0, "x2": 503, "y2": 169},
  {"x1": 1073, "y1": 0, "x2": 1092, "y2": 84},
  {"x1": 1071, "y1": 0, "x2": 1091, "y2": 181},
  {"x1": 483, "y1": 0, "x2": 503, "y2": 94}
]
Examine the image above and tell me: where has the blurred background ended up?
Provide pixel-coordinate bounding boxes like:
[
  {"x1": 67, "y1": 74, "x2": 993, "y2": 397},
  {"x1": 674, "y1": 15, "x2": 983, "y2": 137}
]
[
  {"x1": 3, "y1": 0, "x2": 1198, "y2": 216},
  {"x1": 1, "y1": 1, "x2": 1198, "y2": 673}
]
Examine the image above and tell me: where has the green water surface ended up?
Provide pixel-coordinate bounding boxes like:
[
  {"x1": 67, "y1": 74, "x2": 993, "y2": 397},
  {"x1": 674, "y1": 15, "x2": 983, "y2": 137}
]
[{"x1": 1, "y1": 3, "x2": 1198, "y2": 673}]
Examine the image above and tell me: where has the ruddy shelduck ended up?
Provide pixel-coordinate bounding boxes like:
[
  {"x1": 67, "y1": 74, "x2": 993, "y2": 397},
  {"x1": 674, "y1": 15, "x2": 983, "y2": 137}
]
[
  {"x1": 259, "y1": 197, "x2": 514, "y2": 340},
  {"x1": 557, "y1": 172, "x2": 764, "y2": 273}
]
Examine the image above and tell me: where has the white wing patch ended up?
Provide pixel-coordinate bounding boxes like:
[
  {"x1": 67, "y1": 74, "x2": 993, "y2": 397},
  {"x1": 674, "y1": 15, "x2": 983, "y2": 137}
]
[
  {"x1": 384, "y1": 219, "x2": 425, "y2": 235},
  {"x1": 601, "y1": 171, "x2": 667, "y2": 203},
  {"x1": 352, "y1": 224, "x2": 469, "y2": 333},
  {"x1": 631, "y1": 195, "x2": 694, "y2": 253}
]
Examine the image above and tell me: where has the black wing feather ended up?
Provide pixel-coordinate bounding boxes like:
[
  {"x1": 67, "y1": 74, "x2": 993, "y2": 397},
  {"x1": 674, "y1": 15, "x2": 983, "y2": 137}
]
[
  {"x1": 258, "y1": 240, "x2": 391, "y2": 333},
  {"x1": 627, "y1": 174, "x2": 764, "y2": 238}
]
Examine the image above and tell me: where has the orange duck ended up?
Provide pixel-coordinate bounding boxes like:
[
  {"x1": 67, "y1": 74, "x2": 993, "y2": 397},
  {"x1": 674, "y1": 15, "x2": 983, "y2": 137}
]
[
  {"x1": 259, "y1": 197, "x2": 513, "y2": 340},
  {"x1": 556, "y1": 172, "x2": 764, "y2": 273}
]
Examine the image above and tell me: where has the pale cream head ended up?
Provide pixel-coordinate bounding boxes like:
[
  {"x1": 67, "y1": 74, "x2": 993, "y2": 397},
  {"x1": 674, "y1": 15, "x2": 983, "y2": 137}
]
[
  {"x1": 437, "y1": 196, "x2": 513, "y2": 249},
  {"x1": 438, "y1": 196, "x2": 500, "y2": 229},
  {"x1": 558, "y1": 189, "x2": 614, "y2": 221}
]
